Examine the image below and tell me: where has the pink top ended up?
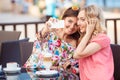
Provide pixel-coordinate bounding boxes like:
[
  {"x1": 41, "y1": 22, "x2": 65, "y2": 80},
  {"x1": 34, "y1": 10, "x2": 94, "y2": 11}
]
[{"x1": 79, "y1": 33, "x2": 114, "y2": 80}]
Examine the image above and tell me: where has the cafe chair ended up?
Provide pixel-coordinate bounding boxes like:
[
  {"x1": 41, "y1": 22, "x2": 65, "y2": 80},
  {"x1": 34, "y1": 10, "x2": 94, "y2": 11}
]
[
  {"x1": 0, "y1": 31, "x2": 21, "y2": 42},
  {"x1": 0, "y1": 38, "x2": 29, "y2": 68},
  {"x1": 0, "y1": 31, "x2": 21, "y2": 57},
  {"x1": 20, "y1": 42, "x2": 33, "y2": 66},
  {"x1": 110, "y1": 44, "x2": 120, "y2": 80}
]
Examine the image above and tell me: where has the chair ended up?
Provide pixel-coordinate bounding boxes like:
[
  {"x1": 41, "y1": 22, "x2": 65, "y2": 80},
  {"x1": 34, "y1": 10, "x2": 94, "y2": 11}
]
[
  {"x1": 20, "y1": 42, "x2": 33, "y2": 66},
  {"x1": 110, "y1": 44, "x2": 120, "y2": 80},
  {"x1": 0, "y1": 38, "x2": 29, "y2": 68},
  {"x1": 0, "y1": 31, "x2": 21, "y2": 42},
  {"x1": 0, "y1": 31, "x2": 21, "y2": 56}
]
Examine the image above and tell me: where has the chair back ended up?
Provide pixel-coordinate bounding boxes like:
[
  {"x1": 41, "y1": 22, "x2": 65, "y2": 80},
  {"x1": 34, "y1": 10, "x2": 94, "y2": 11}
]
[
  {"x1": 0, "y1": 31, "x2": 21, "y2": 56},
  {"x1": 0, "y1": 38, "x2": 29, "y2": 68},
  {"x1": 0, "y1": 31, "x2": 21, "y2": 42},
  {"x1": 20, "y1": 42, "x2": 33, "y2": 66},
  {"x1": 110, "y1": 44, "x2": 120, "y2": 80}
]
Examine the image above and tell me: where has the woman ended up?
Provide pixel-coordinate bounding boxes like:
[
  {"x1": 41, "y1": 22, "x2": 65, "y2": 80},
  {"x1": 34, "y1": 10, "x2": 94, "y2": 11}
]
[
  {"x1": 73, "y1": 5, "x2": 114, "y2": 80},
  {"x1": 24, "y1": 6, "x2": 80, "y2": 73}
]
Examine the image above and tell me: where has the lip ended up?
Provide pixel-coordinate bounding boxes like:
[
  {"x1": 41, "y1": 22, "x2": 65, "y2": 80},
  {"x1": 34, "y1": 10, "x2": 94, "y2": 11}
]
[
  {"x1": 68, "y1": 30, "x2": 73, "y2": 34},
  {"x1": 68, "y1": 30, "x2": 72, "y2": 32}
]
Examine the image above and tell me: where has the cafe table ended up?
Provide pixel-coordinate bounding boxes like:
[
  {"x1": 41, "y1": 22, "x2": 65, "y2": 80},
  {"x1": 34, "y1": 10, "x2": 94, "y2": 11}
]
[{"x1": 1, "y1": 67, "x2": 79, "y2": 80}]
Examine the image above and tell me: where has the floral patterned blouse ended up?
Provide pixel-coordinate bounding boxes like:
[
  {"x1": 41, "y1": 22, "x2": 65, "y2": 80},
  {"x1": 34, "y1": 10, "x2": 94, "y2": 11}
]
[{"x1": 24, "y1": 32, "x2": 78, "y2": 69}]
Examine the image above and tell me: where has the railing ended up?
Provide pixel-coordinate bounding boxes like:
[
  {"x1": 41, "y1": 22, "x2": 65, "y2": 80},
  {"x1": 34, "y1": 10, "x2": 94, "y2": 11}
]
[
  {"x1": 105, "y1": 18, "x2": 120, "y2": 44},
  {"x1": 0, "y1": 21, "x2": 45, "y2": 38},
  {"x1": 0, "y1": 18, "x2": 120, "y2": 44}
]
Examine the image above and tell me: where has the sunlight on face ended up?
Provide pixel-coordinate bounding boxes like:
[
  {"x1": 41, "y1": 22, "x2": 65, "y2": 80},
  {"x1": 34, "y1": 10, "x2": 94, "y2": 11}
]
[
  {"x1": 77, "y1": 10, "x2": 87, "y2": 33},
  {"x1": 64, "y1": 17, "x2": 78, "y2": 35}
]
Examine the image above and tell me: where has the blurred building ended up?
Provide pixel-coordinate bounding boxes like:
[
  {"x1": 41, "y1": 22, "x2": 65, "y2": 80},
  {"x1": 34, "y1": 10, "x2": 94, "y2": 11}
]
[
  {"x1": 0, "y1": 0, "x2": 32, "y2": 13},
  {"x1": 0, "y1": 0, "x2": 120, "y2": 17},
  {"x1": 85, "y1": 0, "x2": 120, "y2": 12}
]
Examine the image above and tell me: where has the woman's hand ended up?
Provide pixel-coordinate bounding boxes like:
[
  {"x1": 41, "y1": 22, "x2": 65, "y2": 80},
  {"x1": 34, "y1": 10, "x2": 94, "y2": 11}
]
[
  {"x1": 86, "y1": 18, "x2": 97, "y2": 35},
  {"x1": 62, "y1": 60, "x2": 71, "y2": 70},
  {"x1": 36, "y1": 17, "x2": 59, "y2": 40},
  {"x1": 42, "y1": 17, "x2": 59, "y2": 34},
  {"x1": 47, "y1": 17, "x2": 60, "y2": 31}
]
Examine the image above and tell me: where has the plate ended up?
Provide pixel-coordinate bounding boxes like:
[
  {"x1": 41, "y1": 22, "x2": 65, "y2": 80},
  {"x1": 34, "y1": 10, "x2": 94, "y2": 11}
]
[
  {"x1": 3, "y1": 67, "x2": 21, "y2": 73},
  {"x1": 35, "y1": 70, "x2": 59, "y2": 78}
]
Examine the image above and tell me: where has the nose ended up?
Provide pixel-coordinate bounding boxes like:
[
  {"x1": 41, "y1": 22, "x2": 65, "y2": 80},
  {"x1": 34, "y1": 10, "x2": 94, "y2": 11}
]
[{"x1": 70, "y1": 23, "x2": 76, "y2": 29}]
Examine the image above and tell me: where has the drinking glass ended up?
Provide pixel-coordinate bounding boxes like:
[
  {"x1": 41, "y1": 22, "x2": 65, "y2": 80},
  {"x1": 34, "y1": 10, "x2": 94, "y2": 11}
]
[{"x1": 43, "y1": 54, "x2": 52, "y2": 71}]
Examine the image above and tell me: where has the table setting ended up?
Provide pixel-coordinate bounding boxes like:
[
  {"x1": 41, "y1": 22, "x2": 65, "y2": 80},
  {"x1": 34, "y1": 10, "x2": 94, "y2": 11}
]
[
  {"x1": 0, "y1": 49, "x2": 79, "y2": 80},
  {"x1": 0, "y1": 62, "x2": 21, "y2": 80},
  {"x1": 3, "y1": 62, "x2": 21, "y2": 74},
  {"x1": 26, "y1": 52, "x2": 60, "y2": 79},
  {"x1": 0, "y1": 63, "x2": 79, "y2": 80},
  {"x1": 39, "y1": 52, "x2": 58, "y2": 76},
  {"x1": 25, "y1": 52, "x2": 79, "y2": 80}
]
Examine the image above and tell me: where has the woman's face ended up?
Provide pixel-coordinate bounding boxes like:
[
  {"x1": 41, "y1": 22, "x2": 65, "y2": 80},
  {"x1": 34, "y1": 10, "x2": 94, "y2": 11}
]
[
  {"x1": 77, "y1": 10, "x2": 87, "y2": 33},
  {"x1": 64, "y1": 17, "x2": 78, "y2": 35}
]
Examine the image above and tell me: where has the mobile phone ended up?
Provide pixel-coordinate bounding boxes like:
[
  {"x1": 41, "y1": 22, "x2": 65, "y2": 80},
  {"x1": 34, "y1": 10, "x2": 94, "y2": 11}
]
[{"x1": 50, "y1": 20, "x2": 64, "y2": 28}]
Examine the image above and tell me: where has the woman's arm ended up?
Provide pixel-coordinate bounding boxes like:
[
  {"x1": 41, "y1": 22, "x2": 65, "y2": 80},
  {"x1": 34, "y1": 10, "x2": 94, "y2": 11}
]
[
  {"x1": 73, "y1": 35, "x2": 101, "y2": 59},
  {"x1": 37, "y1": 18, "x2": 59, "y2": 40},
  {"x1": 36, "y1": 22, "x2": 50, "y2": 41},
  {"x1": 73, "y1": 18, "x2": 101, "y2": 59}
]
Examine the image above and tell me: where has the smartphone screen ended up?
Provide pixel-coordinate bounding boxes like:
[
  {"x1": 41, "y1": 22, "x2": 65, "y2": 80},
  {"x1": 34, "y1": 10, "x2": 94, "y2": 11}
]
[{"x1": 50, "y1": 20, "x2": 64, "y2": 28}]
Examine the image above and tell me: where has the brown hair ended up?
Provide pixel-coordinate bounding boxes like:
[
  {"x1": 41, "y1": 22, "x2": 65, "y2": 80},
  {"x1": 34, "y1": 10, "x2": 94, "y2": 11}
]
[{"x1": 61, "y1": 7, "x2": 79, "y2": 19}]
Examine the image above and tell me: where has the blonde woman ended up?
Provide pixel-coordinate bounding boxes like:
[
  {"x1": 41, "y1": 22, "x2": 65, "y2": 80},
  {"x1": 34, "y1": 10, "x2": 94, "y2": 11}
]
[{"x1": 73, "y1": 5, "x2": 114, "y2": 80}]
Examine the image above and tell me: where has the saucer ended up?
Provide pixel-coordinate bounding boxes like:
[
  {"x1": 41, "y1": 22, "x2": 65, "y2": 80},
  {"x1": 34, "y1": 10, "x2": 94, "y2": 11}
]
[
  {"x1": 35, "y1": 70, "x2": 59, "y2": 78},
  {"x1": 3, "y1": 67, "x2": 21, "y2": 73}
]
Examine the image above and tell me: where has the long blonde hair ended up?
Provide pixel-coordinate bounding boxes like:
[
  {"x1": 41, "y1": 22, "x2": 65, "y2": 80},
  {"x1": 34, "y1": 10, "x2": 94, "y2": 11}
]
[{"x1": 79, "y1": 5, "x2": 106, "y2": 42}]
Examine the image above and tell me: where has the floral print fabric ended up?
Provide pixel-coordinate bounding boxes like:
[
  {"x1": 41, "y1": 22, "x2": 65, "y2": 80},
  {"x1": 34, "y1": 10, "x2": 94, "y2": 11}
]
[{"x1": 24, "y1": 32, "x2": 77, "y2": 69}]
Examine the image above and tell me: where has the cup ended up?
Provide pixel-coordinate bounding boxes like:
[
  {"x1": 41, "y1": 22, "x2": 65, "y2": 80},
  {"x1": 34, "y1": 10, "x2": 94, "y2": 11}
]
[
  {"x1": 6, "y1": 62, "x2": 19, "y2": 69},
  {"x1": 43, "y1": 53, "x2": 52, "y2": 70}
]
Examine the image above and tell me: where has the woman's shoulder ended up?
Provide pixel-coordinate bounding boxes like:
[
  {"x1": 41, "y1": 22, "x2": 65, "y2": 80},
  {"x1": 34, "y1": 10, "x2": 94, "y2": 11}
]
[
  {"x1": 97, "y1": 33, "x2": 110, "y2": 40},
  {"x1": 91, "y1": 33, "x2": 111, "y2": 47},
  {"x1": 93, "y1": 33, "x2": 109, "y2": 40}
]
